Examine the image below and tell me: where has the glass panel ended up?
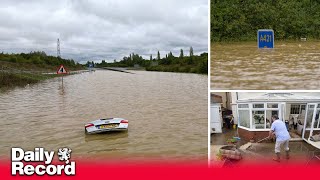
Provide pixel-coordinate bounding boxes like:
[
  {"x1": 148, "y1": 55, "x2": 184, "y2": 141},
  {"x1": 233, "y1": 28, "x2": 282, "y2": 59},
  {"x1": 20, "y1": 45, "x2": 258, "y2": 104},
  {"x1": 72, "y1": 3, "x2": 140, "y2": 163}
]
[
  {"x1": 303, "y1": 105, "x2": 315, "y2": 140},
  {"x1": 267, "y1": 103, "x2": 278, "y2": 108},
  {"x1": 315, "y1": 109, "x2": 320, "y2": 129},
  {"x1": 266, "y1": 110, "x2": 279, "y2": 128},
  {"x1": 301, "y1": 105, "x2": 306, "y2": 111},
  {"x1": 238, "y1": 104, "x2": 249, "y2": 108},
  {"x1": 306, "y1": 105, "x2": 314, "y2": 129},
  {"x1": 290, "y1": 104, "x2": 300, "y2": 114},
  {"x1": 253, "y1": 104, "x2": 264, "y2": 108},
  {"x1": 239, "y1": 110, "x2": 250, "y2": 128},
  {"x1": 252, "y1": 111, "x2": 265, "y2": 129}
]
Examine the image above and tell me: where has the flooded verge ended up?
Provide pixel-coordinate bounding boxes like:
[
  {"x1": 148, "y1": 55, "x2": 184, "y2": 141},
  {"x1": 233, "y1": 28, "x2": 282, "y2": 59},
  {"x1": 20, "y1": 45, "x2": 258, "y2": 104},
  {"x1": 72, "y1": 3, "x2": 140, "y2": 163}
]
[
  {"x1": 0, "y1": 70, "x2": 207, "y2": 161},
  {"x1": 211, "y1": 41, "x2": 320, "y2": 90}
]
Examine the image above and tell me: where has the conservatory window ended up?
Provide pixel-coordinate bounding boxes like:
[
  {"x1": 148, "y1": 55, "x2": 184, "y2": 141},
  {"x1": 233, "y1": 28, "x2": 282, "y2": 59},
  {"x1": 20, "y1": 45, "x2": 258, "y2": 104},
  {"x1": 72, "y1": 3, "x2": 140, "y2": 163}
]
[
  {"x1": 314, "y1": 109, "x2": 320, "y2": 129},
  {"x1": 267, "y1": 103, "x2": 278, "y2": 108},
  {"x1": 239, "y1": 110, "x2": 250, "y2": 128},
  {"x1": 266, "y1": 110, "x2": 279, "y2": 128},
  {"x1": 238, "y1": 102, "x2": 280, "y2": 130},
  {"x1": 291, "y1": 104, "x2": 302, "y2": 114},
  {"x1": 306, "y1": 105, "x2": 315, "y2": 128},
  {"x1": 290, "y1": 104, "x2": 306, "y2": 114},
  {"x1": 252, "y1": 111, "x2": 265, "y2": 129},
  {"x1": 238, "y1": 104, "x2": 249, "y2": 108},
  {"x1": 253, "y1": 104, "x2": 264, "y2": 108}
]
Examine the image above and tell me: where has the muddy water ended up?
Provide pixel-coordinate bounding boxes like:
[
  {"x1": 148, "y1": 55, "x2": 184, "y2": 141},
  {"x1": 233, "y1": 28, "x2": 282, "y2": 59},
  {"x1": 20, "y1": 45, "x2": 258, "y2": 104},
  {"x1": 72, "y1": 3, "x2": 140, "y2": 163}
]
[
  {"x1": 0, "y1": 70, "x2": 207, "y2": 161},
  {"x1": 211, "y1": 41, "x2": 320, "y2": 90}
]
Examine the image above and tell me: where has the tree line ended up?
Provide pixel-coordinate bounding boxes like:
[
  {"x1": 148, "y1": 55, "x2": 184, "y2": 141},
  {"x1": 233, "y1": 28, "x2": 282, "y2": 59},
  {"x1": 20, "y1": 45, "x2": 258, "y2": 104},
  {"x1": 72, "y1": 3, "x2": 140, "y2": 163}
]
[
  {"x1": 93, "y1": 47, "x2": 208, "y2": 74},
  {"x1": 0, "y1": 51, "x2": 83, "y2": 69},
  {"x1": 211, "y1": 0, "x2": 320, "y2": 42}
]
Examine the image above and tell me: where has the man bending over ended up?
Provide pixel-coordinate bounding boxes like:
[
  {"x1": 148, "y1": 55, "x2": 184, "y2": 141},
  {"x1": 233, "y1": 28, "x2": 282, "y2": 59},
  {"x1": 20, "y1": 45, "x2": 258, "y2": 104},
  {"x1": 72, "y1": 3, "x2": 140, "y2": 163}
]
[{"x1": 269, "y1": 115, "x2": 291, "y2": 162}]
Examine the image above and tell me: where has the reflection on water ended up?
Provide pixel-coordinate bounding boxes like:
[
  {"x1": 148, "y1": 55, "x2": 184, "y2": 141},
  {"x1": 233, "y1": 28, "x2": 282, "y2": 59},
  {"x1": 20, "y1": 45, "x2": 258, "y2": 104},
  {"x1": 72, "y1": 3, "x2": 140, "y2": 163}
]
[
  {"x1": 0, "y1": 70, "x2": 207, "y2": 161},
  {"x1": 211, "y1": 41, "x2": 320, "y2": 90},
  {"x1": 58, "y1": 82, "x2": 65, "y2": 95}
]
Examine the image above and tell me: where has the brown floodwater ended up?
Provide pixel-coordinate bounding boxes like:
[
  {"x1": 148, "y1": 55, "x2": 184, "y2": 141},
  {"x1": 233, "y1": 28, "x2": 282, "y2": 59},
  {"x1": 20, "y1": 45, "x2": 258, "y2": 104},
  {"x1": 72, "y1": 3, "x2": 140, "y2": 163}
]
[
  {"x1": 0, "y1": 70, "x2": 207, "y2": 161},
  {"x1": 211, "y1": 41, "x2": 320, "y2": 90}
]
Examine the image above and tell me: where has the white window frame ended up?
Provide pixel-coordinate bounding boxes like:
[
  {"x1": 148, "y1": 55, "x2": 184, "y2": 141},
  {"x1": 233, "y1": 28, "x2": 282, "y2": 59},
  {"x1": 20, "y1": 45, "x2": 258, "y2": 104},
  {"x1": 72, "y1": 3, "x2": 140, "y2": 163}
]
[
  {"x1": 290, "y1": 104, "x2": 306, "y2": 115},
  {"x1": 238, "y1": 102, "x2": 281, "y2": 131},
  {"x1": 238, "y1": 103, "x2": 250, "y2": 129}
]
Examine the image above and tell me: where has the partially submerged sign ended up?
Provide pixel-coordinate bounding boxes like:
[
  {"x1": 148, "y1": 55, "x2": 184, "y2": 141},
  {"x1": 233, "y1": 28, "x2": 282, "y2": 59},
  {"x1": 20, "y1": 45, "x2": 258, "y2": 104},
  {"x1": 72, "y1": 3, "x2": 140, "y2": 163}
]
[
  {"x1": 257, "y1": 29, "x2": 274, "y2": 48},
  {"x1": 57, "y1": 65, "x2": 68, "y2": 74}
]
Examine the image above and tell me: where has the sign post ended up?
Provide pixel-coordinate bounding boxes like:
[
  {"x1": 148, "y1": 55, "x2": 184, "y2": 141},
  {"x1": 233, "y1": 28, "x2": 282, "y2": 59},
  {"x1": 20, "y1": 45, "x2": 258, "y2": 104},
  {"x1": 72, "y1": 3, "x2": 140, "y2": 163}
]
[
  {"x1": 257, "y1": 29, "x2": 274, "y2": 48},
  {"x1": 57, "y1": 65, "x2": 68, "y2": 86}
]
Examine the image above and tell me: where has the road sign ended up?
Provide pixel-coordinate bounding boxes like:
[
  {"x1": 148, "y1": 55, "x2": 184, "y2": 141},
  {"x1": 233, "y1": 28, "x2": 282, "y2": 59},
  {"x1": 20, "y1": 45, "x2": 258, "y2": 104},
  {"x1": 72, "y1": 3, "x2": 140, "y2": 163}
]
[
  {"x1": 257, "y1": 29, "x2": 274, "y2": 48},
  {"x1": 57, "y1": 65, "x2": 68, "y2": 74}
]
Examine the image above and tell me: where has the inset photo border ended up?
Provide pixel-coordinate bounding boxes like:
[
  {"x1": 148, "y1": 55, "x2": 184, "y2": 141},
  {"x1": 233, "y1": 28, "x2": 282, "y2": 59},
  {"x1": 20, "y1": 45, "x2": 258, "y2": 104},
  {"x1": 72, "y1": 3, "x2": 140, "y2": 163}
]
[{"x1": 209, "y1": 91, "x2": 320, "y2": 167}]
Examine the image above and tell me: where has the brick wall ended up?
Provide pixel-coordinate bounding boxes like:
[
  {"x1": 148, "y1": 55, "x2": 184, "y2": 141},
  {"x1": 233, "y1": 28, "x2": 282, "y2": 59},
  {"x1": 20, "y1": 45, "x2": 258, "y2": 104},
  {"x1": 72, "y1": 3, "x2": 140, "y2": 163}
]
[{"x1": 238, "y1": 127, "x2": 270, "y2": 142}]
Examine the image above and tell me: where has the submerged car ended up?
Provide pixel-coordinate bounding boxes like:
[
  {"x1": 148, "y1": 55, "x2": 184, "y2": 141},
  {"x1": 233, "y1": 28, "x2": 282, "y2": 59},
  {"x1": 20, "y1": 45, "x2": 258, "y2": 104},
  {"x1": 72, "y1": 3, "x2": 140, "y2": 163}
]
[{"x1": 85, "y1": 118, "x2": 128, "y2": 134}]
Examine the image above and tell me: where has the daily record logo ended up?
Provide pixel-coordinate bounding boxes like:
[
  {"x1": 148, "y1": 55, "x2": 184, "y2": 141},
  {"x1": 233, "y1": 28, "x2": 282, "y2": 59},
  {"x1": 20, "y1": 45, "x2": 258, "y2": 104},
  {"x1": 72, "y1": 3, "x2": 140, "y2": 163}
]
[{"x1": 11, "y1": 147, "x2": 75, "y2": 176}]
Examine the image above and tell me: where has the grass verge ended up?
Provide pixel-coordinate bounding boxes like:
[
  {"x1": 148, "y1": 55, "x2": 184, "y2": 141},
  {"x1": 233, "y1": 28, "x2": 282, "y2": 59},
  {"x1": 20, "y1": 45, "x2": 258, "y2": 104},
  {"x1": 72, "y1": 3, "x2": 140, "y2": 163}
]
[{"x1": 0, "y1": 72, "x2": 58, "y2": 92}]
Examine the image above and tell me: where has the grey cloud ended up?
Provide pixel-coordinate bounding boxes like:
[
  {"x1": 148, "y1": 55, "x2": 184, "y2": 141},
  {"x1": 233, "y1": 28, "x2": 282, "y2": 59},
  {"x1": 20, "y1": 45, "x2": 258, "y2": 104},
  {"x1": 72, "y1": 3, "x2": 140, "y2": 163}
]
[{"x1": 0, "y1": 0, "x2": 208, "y2": 63}]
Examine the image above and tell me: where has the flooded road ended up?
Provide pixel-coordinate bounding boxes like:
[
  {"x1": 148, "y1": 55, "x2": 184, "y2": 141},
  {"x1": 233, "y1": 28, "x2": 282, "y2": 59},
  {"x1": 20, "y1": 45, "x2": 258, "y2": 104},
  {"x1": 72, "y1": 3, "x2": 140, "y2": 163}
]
[
  {"x1": 0, "y1": 70, "x2": 207, "y2": 161},
  {"x1": 211, "y1": 41, "x2": 320, "y2": 90}
]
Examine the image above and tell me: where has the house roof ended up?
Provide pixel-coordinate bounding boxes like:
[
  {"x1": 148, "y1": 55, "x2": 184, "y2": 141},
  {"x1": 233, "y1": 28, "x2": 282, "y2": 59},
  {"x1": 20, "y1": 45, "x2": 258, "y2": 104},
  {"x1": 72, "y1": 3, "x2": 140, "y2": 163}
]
[{"x1": 237, "y1": 92, "x2": 320, "y2": 103}]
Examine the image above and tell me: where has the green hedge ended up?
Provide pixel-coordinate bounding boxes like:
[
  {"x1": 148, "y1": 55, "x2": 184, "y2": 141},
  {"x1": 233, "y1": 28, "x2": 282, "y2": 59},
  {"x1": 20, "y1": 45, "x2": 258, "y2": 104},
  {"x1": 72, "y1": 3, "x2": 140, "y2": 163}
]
[{"x1": 211, "y1": 0, "x2": 320, "y2": 42}]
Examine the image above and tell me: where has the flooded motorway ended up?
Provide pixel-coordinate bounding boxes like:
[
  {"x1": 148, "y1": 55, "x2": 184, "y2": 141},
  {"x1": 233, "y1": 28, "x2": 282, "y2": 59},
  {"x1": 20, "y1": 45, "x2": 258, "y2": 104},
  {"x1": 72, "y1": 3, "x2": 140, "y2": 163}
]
[
  {"x1": 211, "y1": 41, "x2": 320, "y2": 90},
  {"x1": 0, "y1": 70, "x2": 207, "y2": 161}
]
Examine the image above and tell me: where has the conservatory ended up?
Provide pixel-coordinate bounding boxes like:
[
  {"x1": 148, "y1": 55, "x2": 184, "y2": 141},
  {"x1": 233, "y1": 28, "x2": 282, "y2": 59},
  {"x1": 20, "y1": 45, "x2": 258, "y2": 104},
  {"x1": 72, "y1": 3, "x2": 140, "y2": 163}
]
[{"x1": 236, "y1": 93, "x2": 320, "y2": 149}]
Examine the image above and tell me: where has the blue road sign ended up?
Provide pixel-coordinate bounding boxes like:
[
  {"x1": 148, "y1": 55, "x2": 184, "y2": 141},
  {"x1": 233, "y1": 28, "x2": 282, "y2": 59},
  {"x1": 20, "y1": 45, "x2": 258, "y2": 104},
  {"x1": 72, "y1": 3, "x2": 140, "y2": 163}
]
[{"x1": 257, "y1": 29, "x2": 274, "y2": 48}]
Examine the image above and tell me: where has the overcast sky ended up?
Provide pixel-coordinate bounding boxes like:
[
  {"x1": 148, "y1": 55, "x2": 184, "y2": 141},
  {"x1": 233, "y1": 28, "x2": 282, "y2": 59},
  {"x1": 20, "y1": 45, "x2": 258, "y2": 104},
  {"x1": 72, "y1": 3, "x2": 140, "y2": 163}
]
[{"x1": 0, "y1": 0, "x2": 208, "y2": 63}]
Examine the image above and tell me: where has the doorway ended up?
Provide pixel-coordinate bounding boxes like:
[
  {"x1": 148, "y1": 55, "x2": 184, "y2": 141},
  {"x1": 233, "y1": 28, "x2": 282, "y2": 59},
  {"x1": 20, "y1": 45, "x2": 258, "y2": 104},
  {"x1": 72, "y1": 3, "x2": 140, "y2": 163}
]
[{"x1": 302, "y1": 103, "x2": 320, "y2": 141}]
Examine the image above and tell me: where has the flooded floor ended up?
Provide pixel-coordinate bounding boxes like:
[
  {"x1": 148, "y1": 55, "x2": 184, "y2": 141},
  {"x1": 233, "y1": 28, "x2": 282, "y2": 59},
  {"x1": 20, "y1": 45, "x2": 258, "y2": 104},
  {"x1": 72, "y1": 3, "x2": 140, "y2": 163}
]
[
  {"x1": 211, "y1": 128, "x2": 320, "y2": 166},
  {"x1": 211, "y1": 41, "x2": 320, "y2": 90},
  {"x1": 210, "y1": 128, "x2": 242, "y2": 145},
  {"x1": 0, "y1": 70, "x2": 208, "y2": 161}
]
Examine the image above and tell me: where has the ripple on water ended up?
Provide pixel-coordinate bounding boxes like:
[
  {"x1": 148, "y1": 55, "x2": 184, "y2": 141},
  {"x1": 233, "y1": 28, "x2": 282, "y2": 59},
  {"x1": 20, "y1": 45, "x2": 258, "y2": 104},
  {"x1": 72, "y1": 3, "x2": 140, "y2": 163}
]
[
  {"x1": 0, "y1": 70, "x2": 207, "y2": 161},
  {"x1": 211, "y1": 41, "x2": 320, "y2": 89}
]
